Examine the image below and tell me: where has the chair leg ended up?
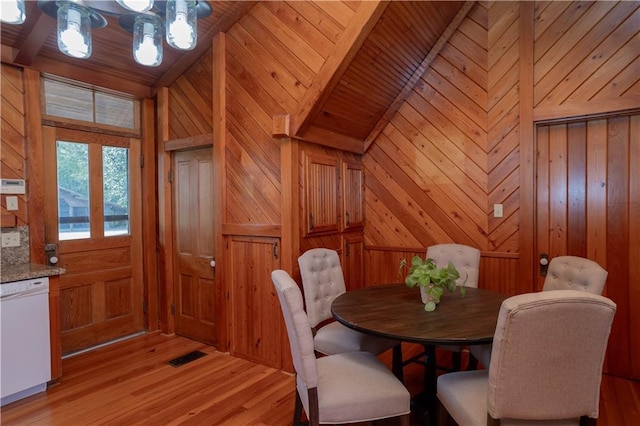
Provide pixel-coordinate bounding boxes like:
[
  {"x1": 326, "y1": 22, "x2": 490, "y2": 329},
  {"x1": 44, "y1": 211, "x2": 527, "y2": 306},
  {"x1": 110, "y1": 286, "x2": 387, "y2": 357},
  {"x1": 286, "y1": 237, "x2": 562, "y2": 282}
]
[
  {"x1": 392, "y1": 343, "x2": 404, "y2": 381},
  {"x1": 399, "y1": 413, "x2": 411, "y2": 426},
  {"x1": 451, "y1": 351, "x2": 461, "y2": 371},
  {"x1": 293, "y1": 389, "x2": 303, "y2": 426},
  {"x1": 468, "y1": 353, "x2": 478, "y2": 370}
]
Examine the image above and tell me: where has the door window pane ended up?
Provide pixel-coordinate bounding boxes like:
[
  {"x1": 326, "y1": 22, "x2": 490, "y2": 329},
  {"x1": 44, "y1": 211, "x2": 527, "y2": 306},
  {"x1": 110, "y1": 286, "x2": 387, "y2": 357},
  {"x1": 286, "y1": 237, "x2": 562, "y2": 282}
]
[
  {"x1": 103, "y1": 146, "x2": 130, "y2": 236},
  {"x1": 57, "y1": 141, "x2": 90, "y2": 240}
]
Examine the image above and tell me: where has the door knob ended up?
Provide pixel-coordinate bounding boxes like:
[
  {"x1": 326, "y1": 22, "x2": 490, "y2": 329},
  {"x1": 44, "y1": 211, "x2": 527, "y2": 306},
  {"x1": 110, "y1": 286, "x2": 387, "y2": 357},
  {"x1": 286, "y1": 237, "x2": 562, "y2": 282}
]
[
  {"x1": 539, "y1": 253, "x2": 549, "y2": 276},
  {"x1": 49, "y1": 256, "x2": 58, "y2": 265},
  {"x1": 210, "y1": 260, "x2": 216, "y2": 268}
]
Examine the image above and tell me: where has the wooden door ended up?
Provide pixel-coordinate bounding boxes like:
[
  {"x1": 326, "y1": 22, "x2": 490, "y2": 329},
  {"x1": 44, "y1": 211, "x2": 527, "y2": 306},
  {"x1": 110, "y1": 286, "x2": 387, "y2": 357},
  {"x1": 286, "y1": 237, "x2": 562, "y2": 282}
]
[
  {"x1": 172, "y1": 148, "x2": 216, "y2": 345},
  {"x1": 343, "y1": 235, "x2": 364, "y2": 291},
  {"x1": 535, "y1": 114, "x2": 639, "y2": 379},
  {"x1": 228, "y1": 236, "x2": 281, "y2": 368},
  {"x1": 342, "y1": 161, "x2": 364, "y2": 230},
  {"x1": 43, "y1": 127, "x2": 143, "y2": 354},
  {"x1": 304, "y1": 153, "x2": 340, "y2": 235}
]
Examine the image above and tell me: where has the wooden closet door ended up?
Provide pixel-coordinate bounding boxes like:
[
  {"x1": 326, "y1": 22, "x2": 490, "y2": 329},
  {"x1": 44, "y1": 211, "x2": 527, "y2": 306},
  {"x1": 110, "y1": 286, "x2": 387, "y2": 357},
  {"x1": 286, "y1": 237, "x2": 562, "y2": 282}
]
[{"x1": 535, "y1": 113, "x2": 639, "y2": 379}]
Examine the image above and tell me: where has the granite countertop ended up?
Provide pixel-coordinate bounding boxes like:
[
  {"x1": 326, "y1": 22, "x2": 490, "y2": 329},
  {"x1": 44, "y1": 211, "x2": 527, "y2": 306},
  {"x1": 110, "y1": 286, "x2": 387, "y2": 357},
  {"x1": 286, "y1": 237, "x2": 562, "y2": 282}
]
[{"x1": 1, "y1": 263, "x2": 66, "y2": 283}]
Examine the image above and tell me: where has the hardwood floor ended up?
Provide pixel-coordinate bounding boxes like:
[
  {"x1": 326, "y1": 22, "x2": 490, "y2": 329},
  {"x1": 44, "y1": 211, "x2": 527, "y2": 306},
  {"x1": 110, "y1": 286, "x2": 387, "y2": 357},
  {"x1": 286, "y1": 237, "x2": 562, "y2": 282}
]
[{"x1": 1, "y1": 333, "x2": 638, "y2": 425}]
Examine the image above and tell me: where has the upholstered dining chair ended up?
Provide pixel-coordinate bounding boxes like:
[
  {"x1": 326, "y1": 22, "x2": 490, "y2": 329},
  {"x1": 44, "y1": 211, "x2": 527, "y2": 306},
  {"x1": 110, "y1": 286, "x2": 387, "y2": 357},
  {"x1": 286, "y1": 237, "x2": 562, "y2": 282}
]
[
  {"x1": 438, "y1": 290, "x2": 616, "y2": 426},
  {"x1": 271, "y1": 270, "x2": 411, "y2": 426},
  {"x1": 297, "y1": 248, "x2": 399, "y2": 357},
  {"x1": 470, "y1": 255, "x2": 608, "y2": 368},
  {"x1": 421, "y1": 243, "x2": 481, "y2": 371}
]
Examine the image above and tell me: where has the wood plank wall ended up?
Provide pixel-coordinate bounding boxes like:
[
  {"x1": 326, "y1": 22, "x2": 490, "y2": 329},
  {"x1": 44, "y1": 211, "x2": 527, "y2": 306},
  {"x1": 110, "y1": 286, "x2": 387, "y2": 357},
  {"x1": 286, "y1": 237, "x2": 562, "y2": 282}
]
[
  {"x1": 362, "y1": 1, "x2": 638, "y2": 299},
  {"x1": 0, "y1": 64, "x2": 26, "y2": 228},
  {"x1": 168, "y1": 50, "x2": 213, "y2": 139},
  {"x1": 224, "y1": 2, "x2": 355, "y2": 228},
  {"x1": 363, "y1": 2, "x2": 521, "y2": 293}
]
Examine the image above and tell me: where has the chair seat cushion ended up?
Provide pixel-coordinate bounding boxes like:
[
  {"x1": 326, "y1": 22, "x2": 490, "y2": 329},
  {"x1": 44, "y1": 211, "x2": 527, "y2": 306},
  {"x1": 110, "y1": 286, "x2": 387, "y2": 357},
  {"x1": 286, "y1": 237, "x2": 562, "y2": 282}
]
[
  {"x1": 438, "y1": 370, "x2": 581, "y2": 426},
  {"x1": 315, "y1": 351, "x2": 410, "y2": 423},
  {"x1": 314, "y1": 321, "x2": 397, "y2": 355}
]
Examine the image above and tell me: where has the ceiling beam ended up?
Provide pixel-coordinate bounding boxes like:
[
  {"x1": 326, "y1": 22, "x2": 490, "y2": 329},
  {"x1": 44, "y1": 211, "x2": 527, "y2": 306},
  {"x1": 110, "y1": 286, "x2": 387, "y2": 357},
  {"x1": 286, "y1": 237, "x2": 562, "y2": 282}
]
[
  {"x1": 12, "y1": 10, "x2": 54, "y2": 66},
  {"x1": 289, "y1": 1, "x2": 390, "y2": 139},
  {"x1": 363, "y1": 1, "x2": 476, "y2": 152}
]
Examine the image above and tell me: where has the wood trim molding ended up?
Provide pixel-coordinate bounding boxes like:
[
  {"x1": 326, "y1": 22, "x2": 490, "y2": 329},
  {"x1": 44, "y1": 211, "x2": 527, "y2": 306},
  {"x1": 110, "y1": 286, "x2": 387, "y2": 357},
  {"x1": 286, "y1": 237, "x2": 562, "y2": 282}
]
[
  {"x1": 164, "y1": 134, "x2": 213, "y2": 151},
  {"x1": 534, "y1": 98, "x2": 640, "y2": 123},
  {"x1": 363, "y1": 1, "x2": 476, "y2": 152},
  {"x1": 156, "y1": 86, "x2": 174, "y2": 334},
  {"x1": 141, "y1": 98, "x2": 159, "y2": 331},
  {"x1": 24, "y1": 68, "x2": 46, "y2": 264},
  {"x1": 221, "y1": 224, "x2": 281, "y2": 238},
  {"x1": 289, "y1": 1, "x2": 390, "y2": 137},
  {"x1": 519, "y1": 1, "x2": 535, "y2": 294},
  {"x1": 13, "y1": 11, "x2": 52, "y2": 66},
  {"x1": 212, "y1": 31, "x2": 228, "y2": 352},
  {"x1": 297, "y1": 125, "x2": 363, "y2": 154}
]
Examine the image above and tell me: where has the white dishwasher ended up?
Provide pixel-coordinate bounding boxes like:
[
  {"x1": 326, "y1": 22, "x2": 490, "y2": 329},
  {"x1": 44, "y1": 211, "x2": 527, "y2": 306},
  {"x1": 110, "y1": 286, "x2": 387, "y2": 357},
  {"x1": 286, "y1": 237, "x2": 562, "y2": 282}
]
[{"x1": 1, "y1": 277, "x2": 51, "y2": 406}]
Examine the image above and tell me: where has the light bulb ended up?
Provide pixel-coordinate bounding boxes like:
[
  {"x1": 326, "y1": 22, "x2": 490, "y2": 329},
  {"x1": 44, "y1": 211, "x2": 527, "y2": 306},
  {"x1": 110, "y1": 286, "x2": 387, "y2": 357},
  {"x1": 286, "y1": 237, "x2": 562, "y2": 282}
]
[
  {"x1": 133, "y1": 14, "x2": 162, "y2": 67},
  {"x1": 117, "y1": 0, "x2": 153, "y2": 13},
  {"x1": 1, "y1": 0, "x2": 26, "y2": 24},
  {"x1": 166, "y1": 0, "x2": 196, "y2": 50},
  {"x1": 57, "y1": 2, "x2": 91, "y2": 59}
]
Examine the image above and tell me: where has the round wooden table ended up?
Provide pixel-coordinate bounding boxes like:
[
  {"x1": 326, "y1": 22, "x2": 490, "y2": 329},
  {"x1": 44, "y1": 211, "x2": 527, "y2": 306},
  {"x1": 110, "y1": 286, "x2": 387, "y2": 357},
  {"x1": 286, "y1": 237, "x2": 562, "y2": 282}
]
[{"x1": 332, "y1": 283, "x2": 508, "y2": 425}]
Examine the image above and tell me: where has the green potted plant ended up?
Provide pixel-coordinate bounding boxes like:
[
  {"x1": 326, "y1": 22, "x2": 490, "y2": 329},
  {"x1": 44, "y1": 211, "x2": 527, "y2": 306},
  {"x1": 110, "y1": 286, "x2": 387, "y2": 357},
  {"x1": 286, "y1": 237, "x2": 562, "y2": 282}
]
[{"x1": 399, "y1": 255, "x2": 467, "y2": 312}]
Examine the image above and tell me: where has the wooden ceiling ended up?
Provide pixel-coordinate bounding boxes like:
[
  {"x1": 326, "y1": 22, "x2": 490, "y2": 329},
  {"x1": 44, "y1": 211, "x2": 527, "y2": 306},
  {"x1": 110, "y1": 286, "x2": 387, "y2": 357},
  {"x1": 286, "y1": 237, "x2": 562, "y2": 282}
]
[
  {"x1": 1, "y1": 1, "x2": 467, "y2": 145},
  {"x1": 0, "y1": 1, "x2": 255, "y2": 98}
]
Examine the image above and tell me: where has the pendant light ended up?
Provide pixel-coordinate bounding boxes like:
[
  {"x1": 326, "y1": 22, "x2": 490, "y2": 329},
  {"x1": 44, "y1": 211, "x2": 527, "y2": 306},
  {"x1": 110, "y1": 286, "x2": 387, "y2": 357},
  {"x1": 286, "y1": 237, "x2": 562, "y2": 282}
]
[
  {"x1": 57, "y1": 1, "x2": 92, "y2": 59},
  {"x1": 133, "y1": 13, "x2": 162, "y2": 67},
  {"x1": 166, "y1": 0, "x2": 197, "y2": 51},
  {"x1": 0, "y1": 0, "x2": 26, "y2": 24},
  {"x1": 117, "y1": 0, "x2": 154, "y2": 13}
]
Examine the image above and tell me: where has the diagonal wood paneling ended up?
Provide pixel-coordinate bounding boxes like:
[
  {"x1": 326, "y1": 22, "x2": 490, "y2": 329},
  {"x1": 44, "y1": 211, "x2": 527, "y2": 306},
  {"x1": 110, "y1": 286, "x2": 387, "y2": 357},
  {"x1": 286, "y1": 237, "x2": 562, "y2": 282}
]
[
  {"x1": 487, "y1": 1, "x2": 520, "y2": 253},
  {"x1": 364, "y1": 2, "x2": 490, "y2": 252},
  {"x1": 1, "y1": 63, "x2": 26, "y2": 227},
  {"x1": 534, "y1": 1, "x2": 639, "y2": 109},
  {"x1": 312, "y1": 1, "x2": 464, "y2": 141},
  {"x1": 224, "y1": 1, "x2": 354, "y2": 226},
  {"x1": 169, "y1": 49, "x2": 213, "y2": 139}
]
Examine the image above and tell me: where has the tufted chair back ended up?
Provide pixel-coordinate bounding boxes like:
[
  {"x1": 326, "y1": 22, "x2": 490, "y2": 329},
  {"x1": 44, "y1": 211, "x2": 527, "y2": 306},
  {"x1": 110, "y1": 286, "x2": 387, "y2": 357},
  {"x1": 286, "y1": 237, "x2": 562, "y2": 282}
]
[
  {"x1": 543, "y1": 256, "x2": 608, "y2": 295},
  {"x1": 298, "y1": 248, "x2": 347, "y2": 328},
  {"x1": 426, "y1": 243, "x2": 481, "y2": 288},
  {"x1": 271, "y1": 270, "x2": 318, "y2": 395},
  {"x1": 438, "y1": 290, "x2": 617, "y2": 425}
]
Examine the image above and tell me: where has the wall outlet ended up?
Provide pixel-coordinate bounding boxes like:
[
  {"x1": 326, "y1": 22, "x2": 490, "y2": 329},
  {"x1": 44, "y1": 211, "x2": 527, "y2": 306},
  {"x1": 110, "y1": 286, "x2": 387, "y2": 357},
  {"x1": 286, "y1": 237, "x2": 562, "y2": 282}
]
[
  {"x1": 1, "y1": 232, "x2": 20, "y2": 248},
  {"x1": 493, "y1": 203, "x2": 504, "y2": 218},
  {"x1": 6, "y1": 196, "x2": 18, "y2": 211}
]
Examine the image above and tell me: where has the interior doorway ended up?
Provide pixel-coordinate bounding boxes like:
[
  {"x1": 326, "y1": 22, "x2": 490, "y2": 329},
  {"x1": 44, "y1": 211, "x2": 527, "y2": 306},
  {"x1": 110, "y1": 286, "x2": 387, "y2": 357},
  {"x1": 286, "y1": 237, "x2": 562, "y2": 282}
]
[
  {"x1": 535, "y1": 113, "x2": 639, "y2": 379},
  {"x1": 172, "y1": 147, "x2": 217, "y2": 345}
]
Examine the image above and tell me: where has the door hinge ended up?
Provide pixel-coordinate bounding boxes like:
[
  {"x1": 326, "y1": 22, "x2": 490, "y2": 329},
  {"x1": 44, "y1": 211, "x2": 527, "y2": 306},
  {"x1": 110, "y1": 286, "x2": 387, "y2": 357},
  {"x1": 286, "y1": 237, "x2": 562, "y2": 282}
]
[
  {"x1": 140, "y1": 155, "x2": 144, "y2": 168},
  {"x1": 168, "y1": 170, "x2": 173, "y2": 182},
  {"x1": 171, "y1": 304, "x2": 176, "y2": 315},
  {"x1": 273, "y1": 241, "x2": 279, "y2": 259}
]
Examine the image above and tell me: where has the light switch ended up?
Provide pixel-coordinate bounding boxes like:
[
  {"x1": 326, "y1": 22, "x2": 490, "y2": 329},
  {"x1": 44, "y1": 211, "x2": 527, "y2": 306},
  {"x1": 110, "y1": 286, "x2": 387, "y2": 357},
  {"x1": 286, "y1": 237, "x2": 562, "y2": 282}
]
[
  {"x1": 6, "y1": 196, "x2": 18, "y2": 211},
  {"x1": 493, "y1": 203, "x2": 503, "y2": 218}
]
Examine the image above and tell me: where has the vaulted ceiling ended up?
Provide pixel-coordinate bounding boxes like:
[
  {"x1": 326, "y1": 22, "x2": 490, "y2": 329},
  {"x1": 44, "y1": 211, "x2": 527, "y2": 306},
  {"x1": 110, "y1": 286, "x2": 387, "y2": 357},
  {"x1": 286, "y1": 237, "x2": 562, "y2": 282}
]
[{"x1": 1, "y1": 1, "x2": 468, "y2": 144}]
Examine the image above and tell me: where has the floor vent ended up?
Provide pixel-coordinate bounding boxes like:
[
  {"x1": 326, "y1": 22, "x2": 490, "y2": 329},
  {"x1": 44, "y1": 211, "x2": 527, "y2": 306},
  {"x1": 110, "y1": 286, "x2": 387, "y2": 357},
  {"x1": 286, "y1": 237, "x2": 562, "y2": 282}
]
[{"x1": 168, "y1": 350, "x2": 207, "y2": 367}]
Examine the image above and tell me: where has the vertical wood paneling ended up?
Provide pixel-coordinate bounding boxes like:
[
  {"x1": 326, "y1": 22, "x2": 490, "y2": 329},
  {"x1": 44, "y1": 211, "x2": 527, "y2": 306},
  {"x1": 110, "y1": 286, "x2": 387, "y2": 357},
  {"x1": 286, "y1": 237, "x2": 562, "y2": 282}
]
[{"x1": 536, "y1": 113, "x2": 639, "y2": 378}]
